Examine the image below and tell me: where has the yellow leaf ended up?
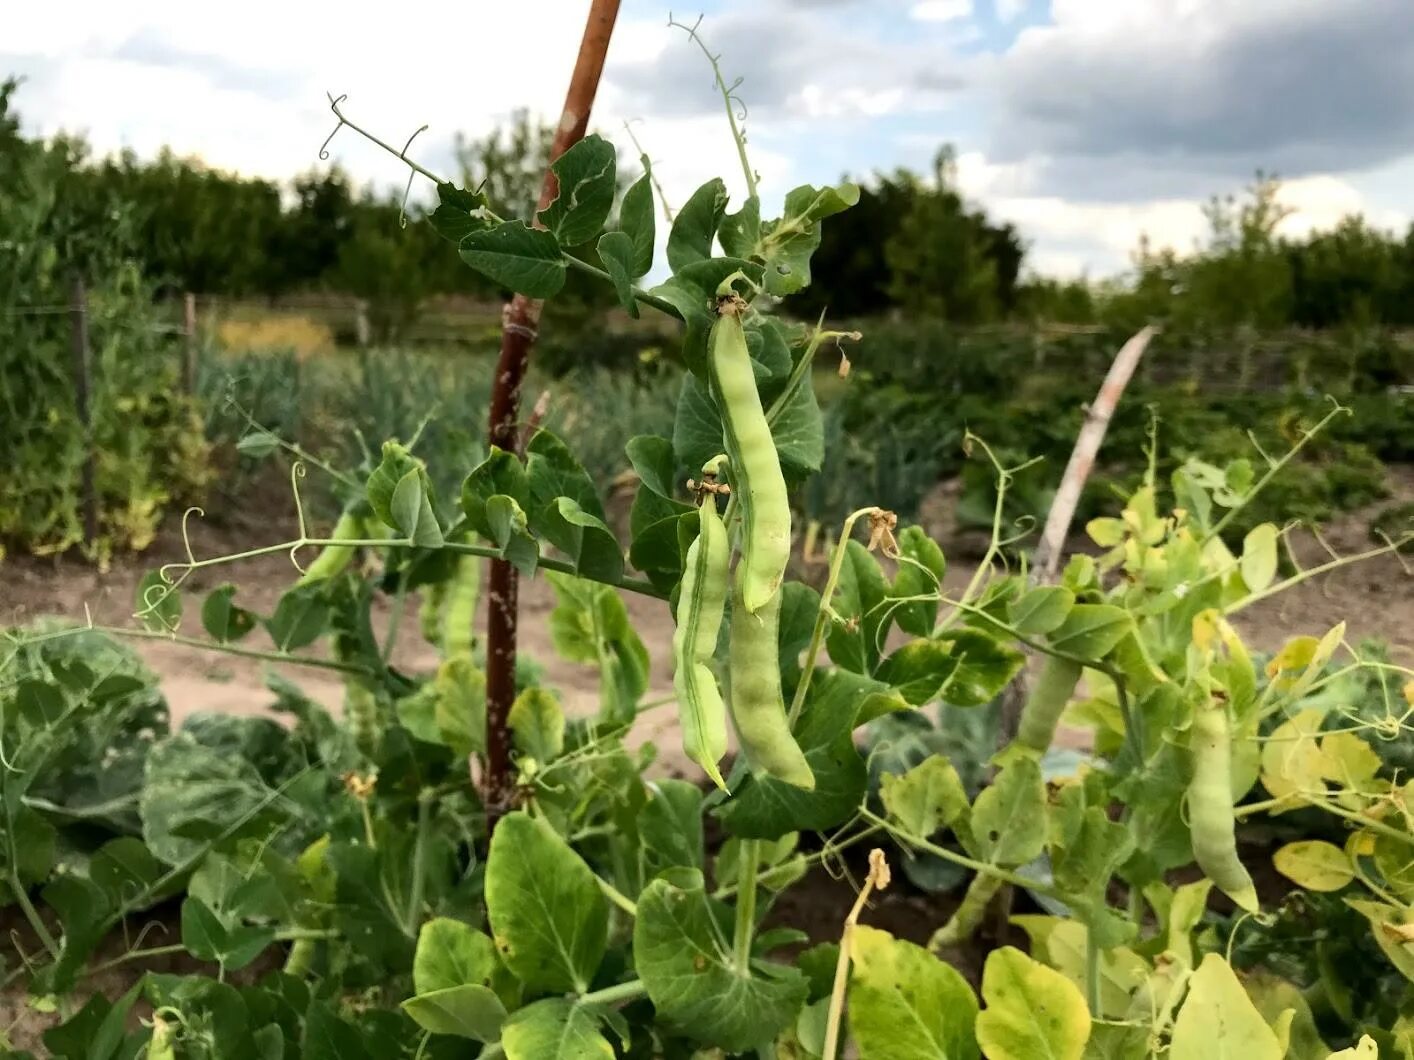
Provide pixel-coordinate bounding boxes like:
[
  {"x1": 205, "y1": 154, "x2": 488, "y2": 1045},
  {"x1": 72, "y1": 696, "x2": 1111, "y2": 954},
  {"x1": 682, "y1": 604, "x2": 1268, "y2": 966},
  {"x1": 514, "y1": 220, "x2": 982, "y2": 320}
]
[
  {"x1": 1320, "y1": 732, "x2": 1381, "y2": 785},
  {"x1": 1240, "y1": 524, "x2": 1279, "y2": 593},
  {"x1": 1260, "y1": 709, "x2": 1330, "y2": 808},
  {"x1": 1325, "y1": 1034, "x2": 1379, "y2": 1058},
  {"x1": 1267, "y1": 636, "x2": 1319, "y2": 679},
  {"x1": 976, "y1": 946, "x2": 1090, "y2": 1060},
  {"x1": 1170, "y1": 954, "x2": 1283, "y2": 1060},
  {"x1": 1272, "y1": 840, "x2": 1354, "y2": 892},
  {"x1": 1087, "y1": 517, "x2": 1127, "y2": 548}
]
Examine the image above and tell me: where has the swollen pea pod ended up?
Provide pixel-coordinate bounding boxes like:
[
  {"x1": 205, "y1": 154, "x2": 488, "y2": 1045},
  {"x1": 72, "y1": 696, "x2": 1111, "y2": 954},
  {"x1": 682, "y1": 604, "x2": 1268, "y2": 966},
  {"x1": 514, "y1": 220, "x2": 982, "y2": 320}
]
[
  {"x1": 708, "y1": 296, "x2": 790, "y2": 614},
  {"x1": 419, "y1": 579, "x2": 448, "y2": 646},
  {"x1": 1188, "y1": 698, "x2": 1259, "y2": 912},
  {"x1": 442, "y1": 553, "x2": 482, "y2": 658},
  {"x1": 672, "y1": 491, "x2": 731, "y2": 791},
  {"x1": 1015, "y1": 655, "x2": 1085, "y2": 754},
  {"x1": 297, "y1": 508, "x2": 365, "y2": 586},
  {"x1": 728, "y1": 582, "x2": 815, "y2": 790}
]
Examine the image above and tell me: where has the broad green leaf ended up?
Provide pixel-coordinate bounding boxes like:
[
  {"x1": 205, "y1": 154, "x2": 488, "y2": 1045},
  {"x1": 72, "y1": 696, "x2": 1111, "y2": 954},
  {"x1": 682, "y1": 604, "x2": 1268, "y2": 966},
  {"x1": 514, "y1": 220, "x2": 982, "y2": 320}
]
[
  {"x1": 429, "y1": 182, "x2": 492, "y2": 243},
  {"x1": 402, "y1": 986, "x2": 507, "y2": 1041},
  {"x1": 976, "y1": 946, "x2": 1090, "y2": 1060},
  {"x1": 1273, "y1": 840, "x2": 1354, "y2": 892},
  {"x1": 460, "y1": 221, "x2": 565, "y2": 298},
  {"x1": 236, "y1": 429, "x2": 280, "y2": 459},
  {"x1": 263, "y1": 585, "x2": 330, "y2": 652},
  {"x1": 848, "y1": 924, "x2": 979, "y2": 1059},
  {"x1": 136, "y1": 570, "x2": 182, "y2": 633},
  {"x1": 502, "y1": 998, "x2": 614, "y2": 1060},
  {"x1": 527, "y1": 428, "x2": 606, "y2": 523},
  {"x1": 1009, "y1": 587, "x2": 1075, "y2": 636},
  {"x1": 1240, "y1": 524, "x2": 1279, "y2": 592},
  {"x1": 537, "y1": 134, "x2": 616, "y2": 246},
  {"x1": 1170, "y1": 953, "x2": 1282, "y2": 1060},
  {"x1": 1048, "y1": 605, "x2": 1131, "y2": 661},
  {"x1": 825, "y1": 540, "x2": 891, "y2": 674},
  {"x1": 880, "y1": 756, "x2": 969, "y2": 838},
  {"x1": 891, "y1": 526, "x2": 947, "y2": 637},
  {"x1": 718, "y1": 195, "x2": 761, "y2": 258},
  {"x1": 936, "y1": 630, "x2": 1025, "y2": 707},
  {"x1": 462, "y1": 447, "x2": 530, "y2": 539},
  {"x1": 967, "y1": 758, "x2": 1046, "y2": 865},
  {"x1": 1346, "y1": 899, "x2": 1414, "y2": 982},
  {"x1": 877, "y1": 640, "x2": 959, "y2": 706},
  {"x1": 1050, "y1": 806, "x2": 1135, "y2": 901},
  {"x1": 180, "y1": 895, "x2": 227, "y2": 962},
  {"x1": 667, "y1": 178, "x2": 728, "y2": 271},
  {"x1": 539, "y1": 497, "x2": 624, "y2": 584},
  {"x1": 640, "y1": 779, "x2": 705, "y2": 875},
  {"x1": 486, "y1": 812, "x2": 608, "y2": 993},
  {"x1": 509, "y1": 688, "x2": 565, "y2": 763},
  {"x1": 391, "y1": 467, "x2": 444, "y2": 547},
  {"x1": 413, "y1": 918, "x2": 516, "y2": 1001},
  {"x1": 367, "y1": 441, "x2": 434, "y2": 532},
  {"x1": 596, "y1": 230, "x2": 640, "y2": 317},
  {"x1": 625, "y1": 434, "x2": 681, "y2": 499},
  {"x1": 486, "y1": 495, "x2": 540, "y2": 577},
  {"x1": 715, "y1": 737, "x2": 866, "y2": 840},
  {"x1": 760, "y1": 182, "x2": 860, "y2": 296},
  {"x1": 634, "y1": 869, "x2": 807, "y2": 1051},
  {"x1": 619, "y1": 161, "x2": 656, "y2": 276},
  {"x1": 201, "y1": 584, "x2": 256, "y2": 643}
]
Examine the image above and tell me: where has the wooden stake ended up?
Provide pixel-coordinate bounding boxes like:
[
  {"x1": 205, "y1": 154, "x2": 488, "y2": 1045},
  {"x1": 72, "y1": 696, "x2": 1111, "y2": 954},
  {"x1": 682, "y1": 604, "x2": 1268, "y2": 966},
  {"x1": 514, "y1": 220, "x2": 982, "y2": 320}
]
[{"x1": 482, "y1": 0, "x2": 622, "y2": 826}]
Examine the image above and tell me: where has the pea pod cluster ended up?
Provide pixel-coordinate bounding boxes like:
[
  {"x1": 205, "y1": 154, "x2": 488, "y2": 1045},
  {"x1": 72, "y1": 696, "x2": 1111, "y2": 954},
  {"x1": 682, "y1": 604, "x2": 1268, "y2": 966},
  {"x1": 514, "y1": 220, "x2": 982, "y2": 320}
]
[{"x1": 671, "y1": 491, "x2": 731, "y2": 791}]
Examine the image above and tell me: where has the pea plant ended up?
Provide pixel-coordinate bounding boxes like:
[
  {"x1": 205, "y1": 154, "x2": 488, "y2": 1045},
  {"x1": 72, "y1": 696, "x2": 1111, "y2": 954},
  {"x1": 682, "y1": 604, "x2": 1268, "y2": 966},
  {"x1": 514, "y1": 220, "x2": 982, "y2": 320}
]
[{"x1": 4, "y1": 28, "x2": 1414, "y2": 1060}]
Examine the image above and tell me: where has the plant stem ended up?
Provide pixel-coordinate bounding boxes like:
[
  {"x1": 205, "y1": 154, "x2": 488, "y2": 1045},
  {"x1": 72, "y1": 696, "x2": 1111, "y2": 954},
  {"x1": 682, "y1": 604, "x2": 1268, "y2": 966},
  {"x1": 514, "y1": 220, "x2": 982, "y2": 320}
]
[
  {"x1": 1085, "y1": 927, "x2": 1102, "y2": 1015},
  {"x1": 789, "y1": 507, "x2": 880, "y2": 726},
  {"x1": 562, "y1": 254, "x2": 682, "y2": 319},
  {"x1": 733, "y1": 839, "x2": 762, "y2": 974},
  {"x1": 10, "y1": 875, "x2": 60, "y2": 962},
  {"x1": 861, "y1": 809, "x2": 1063, "y2": 898},
  {"x1": 97, "y1": 625, "x2": 373, "y2": 676},
  {"x1": 579, "y1": 979, "x2": 648, "y2": 1007},
  {"x1": 382, "y1": 578, "x2": 408, "y2": 665},
  {"x1": 822, "y1": 850, "x2": 891, "y2": 1060},
  {"x1": 713, "y1": 822, "x2": 883, "y2": 900},
  {"x1": 1224, "y1": 535, "x2": 1412, "y2": 616},
  {"x1": 405, "y1": 793, "x2": 432, "y2": 934},
  {"x1": 596, "y1": 877, "x2": 638, "y2": 918}
]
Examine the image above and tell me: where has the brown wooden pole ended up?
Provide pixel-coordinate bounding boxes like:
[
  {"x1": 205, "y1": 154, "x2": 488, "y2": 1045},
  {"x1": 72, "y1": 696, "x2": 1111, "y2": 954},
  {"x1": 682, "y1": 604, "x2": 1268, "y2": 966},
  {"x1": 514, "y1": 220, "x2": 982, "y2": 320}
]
[
  {"x1": 70, "y1": 276, "x2": 98, "y2": 548},
  {"x1": 481, "y1": 0, "x2": 622, "y2": 826}
]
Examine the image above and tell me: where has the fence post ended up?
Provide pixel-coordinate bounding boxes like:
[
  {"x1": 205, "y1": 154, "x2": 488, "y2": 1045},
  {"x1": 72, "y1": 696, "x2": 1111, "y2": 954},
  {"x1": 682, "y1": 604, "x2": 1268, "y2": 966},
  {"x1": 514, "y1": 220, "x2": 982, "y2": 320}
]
[
  {"x1": 182, "y1": 292, "x2": 198, "y2": 393},
  {"x1": 69, "y1": 276, "x2": 98, "y2": 548}
]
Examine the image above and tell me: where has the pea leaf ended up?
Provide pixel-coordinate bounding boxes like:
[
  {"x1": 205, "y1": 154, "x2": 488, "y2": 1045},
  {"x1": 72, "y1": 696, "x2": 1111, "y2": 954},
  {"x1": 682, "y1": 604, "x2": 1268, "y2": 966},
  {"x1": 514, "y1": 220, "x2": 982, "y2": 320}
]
[
  {"x1": 760, "y1": 182, "x2": 860, "y2": 296},
  {"x1": 936, "y1": 630, "x2": 1025, "y2": 707},
  {"x1": 459, "y1": 221, "x2": 565, "y2": 298},
  {"x1": 367, "y1": 441, "x2": 437, "y2": 537},
  {"x1": 619, "y1": 160, "x2": 656, "y2": 276},
  {"x1": 485, "y1": 812, "x2": 608, "y2": 994},
  {"x1": 403, "y1": 917, "x2": 517, "y2": 1040},
  {"x1": 501, "y1": 998, "x2": 615, "y2": 1060},
  {"x1": 1240, "y1": 524, "x2": 1279, "y2": 593},
  {"x1": 264, "y1": 585, "x2": 330, "y2": 652},
  {"x1": 596, "y1": 231, "x2": 640, "y2": 317},
  {"x1": 667, "y1": 178, "x2": 728, "y2": 271},
  {"x1": 1272, "y1": 840, "x2": 1354, "y2": 892},
  {"x1": 462, "y1": 447, "x2": 530, "y2": 539},
  {"x1": 402, "y1": 987, "x2": 507, "y2": 1042},
  {"x1": 639, "y1": 779, "x2": 706, "y2": 876},
  {"x1": 486, "y1": 495, "x2": 540, "y2": 577},
  {"x1": 508, "y1": 688, "x2": 565, "y2": 764},
  {"x1": 1048, "y1": 604, "x2": 1131, "y2": 661},
  {"x1": 880, "y1": 755, "x2": 969, "y2": 838},
  {"x1": 633, "y1": 868, "x2": 807, "y2": 1051},
  {"x1": 848, "y1": 925, "x2": 979, "y2": 1060},
  {"x1": 430, "y1": 182, "x2": 492, "y2": 243},
  {"x1": 876, "y1": 640, "x2": 959, "y2": 706},
  {"x1": 538, "y1": 497, "x2": 624, "y2": 584},
  {"x1": 537, "y1": 134, "x2": 616, "y2": 246},
  {"x1": 975, "y1": 946, "x2": 1090, "y2": 1060},
  {"x1": 201, "y1": 584, "x2": 256, "y2": 643},
  {"x1": 1009, "y1": 586, "x2": 1075, "y2": 636},
  {"x1": 391, "y1": 467, "x2": 445, "y2": 547},
  {"x1": 1169, "y1": 953, "x2": 1282, "y2": 1060},
  {"x1": 825, "y1": 540, "x2": 891, "y2": 674},
  {"x1": 966, "y1": 758, "x2": 1046, "y2": 865},
  {"x1": 891, "y1": 526, "x2": 947, "y2": 637}
]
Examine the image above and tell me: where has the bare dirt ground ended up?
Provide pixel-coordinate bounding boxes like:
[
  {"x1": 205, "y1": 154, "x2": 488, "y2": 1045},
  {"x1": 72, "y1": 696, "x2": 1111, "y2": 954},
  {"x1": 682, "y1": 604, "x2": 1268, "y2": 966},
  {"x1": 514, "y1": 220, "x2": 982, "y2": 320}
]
[{"x1": 3, "y1": 468, "x2": 1410, "y2": 752}]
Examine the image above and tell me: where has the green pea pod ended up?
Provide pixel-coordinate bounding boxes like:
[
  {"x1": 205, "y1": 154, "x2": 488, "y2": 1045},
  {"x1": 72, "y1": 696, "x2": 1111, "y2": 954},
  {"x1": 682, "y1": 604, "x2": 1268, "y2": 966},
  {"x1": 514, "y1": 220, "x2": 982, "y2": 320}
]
[
  {"x1": 283, "y1": 937, "x2": 317, "y2": 978},
  {"x1": 297, "y1": 509, "x2": 364, "y2": 585},
  {"x1": 1015, "y1": 655, "x2": 1085, "y2": 754},
  {"x1": 333, "y1": 632, "x2": 380, "y2": 754},
  {"x1": 442, "y1": 553, "x2": 481, "y2": 658},
  {"x1": 145, "y1": 1016, "x2": 176, "y2": 1060},
  {"x1": 728, "y1": 582, "x2": 814, "y2": 790},
  {"x1": 419, "y1": 579, "x2": 447, "y2": 646},
  {"x1": 709, "y1": 302, "x2": 790, "y2": 614},
  {"x1": 1188, "y1": 699, "x2": 1258, "y2": 912},
  {"x1": 673, "y1": 498, "x2": 731, "y2": 791}
]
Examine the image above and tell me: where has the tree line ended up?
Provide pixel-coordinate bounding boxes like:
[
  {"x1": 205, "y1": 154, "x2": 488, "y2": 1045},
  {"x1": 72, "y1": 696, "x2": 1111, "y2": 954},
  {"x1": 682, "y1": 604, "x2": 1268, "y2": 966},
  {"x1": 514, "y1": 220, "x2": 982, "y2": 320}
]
[{"x1": 6, "y1": 75, "x2": 1414, "y2": 337}]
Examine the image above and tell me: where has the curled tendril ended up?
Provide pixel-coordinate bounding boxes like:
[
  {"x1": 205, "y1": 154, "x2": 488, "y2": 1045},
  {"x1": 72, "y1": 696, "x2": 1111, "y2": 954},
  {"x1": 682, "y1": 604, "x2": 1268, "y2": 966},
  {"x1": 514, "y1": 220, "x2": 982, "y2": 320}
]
[
  {"x1": 180, "y1": 506, "x2": 204, "y2": 567},
  {"x1": 399, "y1": 124, "x2": 430, "y2": 228},
  {"x1": 320, "y1": 93, "x2": 349, "y2": 160}
]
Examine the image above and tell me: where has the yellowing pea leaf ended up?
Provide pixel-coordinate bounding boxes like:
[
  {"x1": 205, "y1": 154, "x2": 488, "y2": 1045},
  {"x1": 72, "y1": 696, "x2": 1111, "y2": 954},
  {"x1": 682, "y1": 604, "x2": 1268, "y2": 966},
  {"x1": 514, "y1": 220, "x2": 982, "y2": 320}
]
[
  {"x1": 848, "y1": 925, "x2": 979, "y2": 1060},
  {"x1": 1404, "y1": 680, "x2": 1414, "y2": 707},
  {"x1": 1267, "y1": 636, "x2": 1320, "y2": 679},
  {"x1": 1260, "y1": 709, "x2": 1329, "y2": 809},
  {"x1": 879, "y1": 756, "x2": 969, "y2": 838},
  {"x1": 1170, "y1": 953, "x2": 1283, "y2": 1060},
  {"x1": 1272, "y1": 840, "x2": 1354, "y2": 892},
  {"x1": 1346, "y1": 899, "x2": 1414, "y2": 983},
  {"x1": 1324, "y1": 1035, "x2": 1378, "y2": 1059},
  {"x1": 976, "y1": 946, "x2": 1090, "y2": 1060},
  {"x1": 1240, "y1": 524, "x2": 1279, "y2": 593},
  {"x1": 1086, "y1": 517, "x2": 1127, "y2": 548},
  {"x1": 1318, "y1": 732, "x2": 1381, "y2": 786}
]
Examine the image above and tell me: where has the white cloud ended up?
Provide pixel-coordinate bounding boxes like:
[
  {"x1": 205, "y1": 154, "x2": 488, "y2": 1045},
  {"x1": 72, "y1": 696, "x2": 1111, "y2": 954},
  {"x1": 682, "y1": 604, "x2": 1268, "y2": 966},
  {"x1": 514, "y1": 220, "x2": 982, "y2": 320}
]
[
  {"x1": 911, "y1": 0, "x2": 974, "y2": 22},
  {"x1": 994, "y1": 0, "x2": 1029, "y2": 21}
]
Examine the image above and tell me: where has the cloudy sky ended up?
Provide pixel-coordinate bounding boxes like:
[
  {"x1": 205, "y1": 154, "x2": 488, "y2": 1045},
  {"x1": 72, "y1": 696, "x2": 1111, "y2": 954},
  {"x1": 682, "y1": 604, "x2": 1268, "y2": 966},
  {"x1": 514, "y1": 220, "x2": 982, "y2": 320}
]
[{"x1": 6, "y1": 0, "x2": 1411, "y2": 278}]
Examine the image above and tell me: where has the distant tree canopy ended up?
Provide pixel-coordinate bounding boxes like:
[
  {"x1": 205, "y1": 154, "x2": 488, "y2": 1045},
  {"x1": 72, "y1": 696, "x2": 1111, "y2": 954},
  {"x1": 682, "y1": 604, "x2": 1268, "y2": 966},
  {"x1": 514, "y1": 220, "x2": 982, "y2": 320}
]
[{"x1": 7, "y1": 75, "x2": 1414, "y2": 337}]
